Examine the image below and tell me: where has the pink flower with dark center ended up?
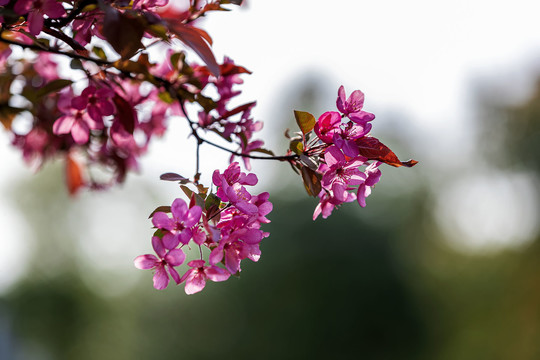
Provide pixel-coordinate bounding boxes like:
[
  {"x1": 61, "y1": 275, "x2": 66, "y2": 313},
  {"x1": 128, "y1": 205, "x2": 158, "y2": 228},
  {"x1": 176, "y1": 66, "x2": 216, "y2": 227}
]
[
  {"x1": 336, "y1": 86, "x2": 375, "y2": 124},
  {"x1": 14, "y1": 0, "x2": 65, "y2": 36},
  {"x1": 152, "y1": 198, "x2": 202, "y2": 248},
  {"x1": 134, "y1": 236, "x2": 186, "y2": 290},
  {"x1": 180, "y1": 260, "x2": 230, "y2": 295},
  {"x1": 321, "y1": 146, "x2": 367, "y2": 189},
  {"x1": 332, "y1": 121, "x2": 372, "y2": 157},
  {"x1": 72, "y1": 86, "x2": 115, "y2": 123},
  {"x1": 52, "y1": 91, "x2": 103, "y2": 144}
]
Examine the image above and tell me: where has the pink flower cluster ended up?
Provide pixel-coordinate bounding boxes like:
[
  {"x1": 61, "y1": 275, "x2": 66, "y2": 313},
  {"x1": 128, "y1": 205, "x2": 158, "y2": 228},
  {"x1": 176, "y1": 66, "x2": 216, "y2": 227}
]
[
  {"x1": 311, "y1": 86, "x2": 382, "y2": 219},
  {"x1": 134, "y1": 162, "x2": 272, "y2": 294}
]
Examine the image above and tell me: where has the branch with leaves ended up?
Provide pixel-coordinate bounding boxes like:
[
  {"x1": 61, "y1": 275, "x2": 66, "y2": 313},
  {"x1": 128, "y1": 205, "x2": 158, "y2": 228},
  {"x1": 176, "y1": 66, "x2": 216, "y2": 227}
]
[{"x1": 0, "y1": 0, "x2": 416, "y2": 295}]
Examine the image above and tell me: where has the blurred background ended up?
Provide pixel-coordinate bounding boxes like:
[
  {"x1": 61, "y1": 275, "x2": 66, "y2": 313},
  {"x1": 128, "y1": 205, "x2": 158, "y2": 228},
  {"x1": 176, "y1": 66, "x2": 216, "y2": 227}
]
[{"x1": 1, "y1": 0, "x2": 540, "y2": 359}]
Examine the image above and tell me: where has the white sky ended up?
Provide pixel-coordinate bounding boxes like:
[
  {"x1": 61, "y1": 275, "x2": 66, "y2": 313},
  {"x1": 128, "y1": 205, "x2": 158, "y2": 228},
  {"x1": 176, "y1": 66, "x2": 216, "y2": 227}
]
[{"x1": 1, "y1": 0, "x2": 540, "y2": 292}]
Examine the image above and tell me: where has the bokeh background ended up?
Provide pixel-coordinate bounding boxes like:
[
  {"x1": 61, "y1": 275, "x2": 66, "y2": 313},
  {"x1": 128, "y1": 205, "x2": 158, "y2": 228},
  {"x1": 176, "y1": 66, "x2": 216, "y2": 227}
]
[{"x1": 1, "y1": 0, "x2": 540, "y2": 359}]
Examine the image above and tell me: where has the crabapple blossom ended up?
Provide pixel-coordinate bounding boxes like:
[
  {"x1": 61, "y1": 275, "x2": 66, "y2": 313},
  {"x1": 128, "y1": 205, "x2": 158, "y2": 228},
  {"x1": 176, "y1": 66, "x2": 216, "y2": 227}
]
[
  {"x1": 180, "y1": 260, "x2": 230, "y2": 295},
  {"x1": 134, "y1": 236, "x2": 186, "y2": 290},
  {"x1": 0, "y1": 0, "x2": 416, "y2": 296},
  {"x1": 14, "y1": 0, "x2": 65, "y2": 36},
  {"x1": 152, "y1": 198, "x2": 202, "y2": 248},
  {"x1": 336, "y1": 85, "x2": 375, "y2": 124}
]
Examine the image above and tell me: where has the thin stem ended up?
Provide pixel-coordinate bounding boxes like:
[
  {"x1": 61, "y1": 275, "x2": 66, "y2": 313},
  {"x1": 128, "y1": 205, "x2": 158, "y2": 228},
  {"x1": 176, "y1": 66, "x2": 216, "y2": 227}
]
[{"x1": 0, "y1": 34, "x2": 111, "y2": 66}]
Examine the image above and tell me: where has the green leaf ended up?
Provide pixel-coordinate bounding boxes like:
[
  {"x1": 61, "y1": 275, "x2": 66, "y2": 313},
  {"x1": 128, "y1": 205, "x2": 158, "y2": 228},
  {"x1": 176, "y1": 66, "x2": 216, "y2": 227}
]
[
  {"x1": 205, "y1": 193, "x2": 222, "y2": 211},
  {"x1": 70, "y1": 59, "x2": 84, "y2": 70},
  {"x1": 158, "y1": 91, "x2": 174, "y2": 104},
  {"x1": 92, "y1": 46, "x2": 107, "y2": 60},
  {"x1": 289, "y1": 140, "x2": 304, "y2": 155},
  {"x1": 152, "y1": 229, "x2": 166, "y2": 239},
  {"x1": 294, "y1": 110, "x2": 316, "y2": 135},
  {"x1": 170, "y1": 52, "x2": 183, "y2": 69}
]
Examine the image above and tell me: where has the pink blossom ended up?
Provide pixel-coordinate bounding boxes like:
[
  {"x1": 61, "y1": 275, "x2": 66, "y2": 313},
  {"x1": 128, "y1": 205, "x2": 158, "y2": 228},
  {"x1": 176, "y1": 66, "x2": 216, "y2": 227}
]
[
  {"x1": 313, "y1": 186, "x2": 356, "y2": 220},
  {"x1": 14, "y1": 0, "x2": 65, "y2": 36},
  {"x1": 314, "y1": 111, "x2": 341, "y2": 144},
  {"x1": 72, "y1": 86, "x2": 115, "y2": 123},
  {"x1": 152, "y1": 198, "x2": 202, "y2": 248},
  {"x1": 212, "y1": 161, "x2": 258, "y2": 187},
  {"x1": 332, "y1": 121, "x2": 372, "y2": 157},
  {"x1": 321, "y1": 146, "x2": 367, "y2": 189},
  {"x1": 52, "y1": 91, "x2": 104, "y2": 144},
  {"x1": 134, "y1": 236, "x2": 186, "y2": 290},
  {"x1": 336, "y1": 86, "x2": 375, "y2": 124},
  {"x1": 180, "y1": 260, "x2": 230, "y2": 295},
  {"x1": 34, "y1": 53, "x2": 59, "y2": 82}
]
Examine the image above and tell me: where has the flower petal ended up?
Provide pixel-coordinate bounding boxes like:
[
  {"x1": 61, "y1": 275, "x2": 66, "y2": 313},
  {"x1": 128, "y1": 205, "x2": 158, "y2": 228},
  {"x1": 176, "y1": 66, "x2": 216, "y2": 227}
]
[
  {"x1": 133, "y1": 254, "x2": 158, "y2": 270},
  {"x1": 164, "y1": 248, "x2": 186, "y2": 266},
  {"x1": 171, "y1": 198, "x2": 188, "y2": 219},
  {"x1": 185, "y1": 206, "x2": 202, "y2": 227},
  {"x1": 167, "y1": 265, "x2": 181, "y2": 284},
  {"x1": 162, "y1": 232, "x2": 180, "y2": 250},
  {"x1": 152, "y1": 265, "x2": 169, "y2": 290},
  {"x1": 151, "y1": 236, "x2": 167, "y2": 258},
  {"x1": 52, "y1": 115, "x2": 74, "y2": 135},
  {"x1": 70, "y1": 119, "x2": 89, "y2": 144},
  {"x1": 28, "y1": 11, "x2": 44, "y2": 36},
  {"x1": 152, "y1": 212, "x2": 173, "y2": 230},
  {"x1": 205, "y1": 266, "x2": 230, "y2": 282},
  {"x1": 184, "y1": 272, "x2": 206, "y2": 295}
]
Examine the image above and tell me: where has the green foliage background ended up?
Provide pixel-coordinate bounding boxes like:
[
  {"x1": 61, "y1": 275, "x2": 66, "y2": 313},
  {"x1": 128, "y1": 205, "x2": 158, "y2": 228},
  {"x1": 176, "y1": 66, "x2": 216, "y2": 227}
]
[{"x1": 1, "y1": 78, "x2": 540, "y2": 360}]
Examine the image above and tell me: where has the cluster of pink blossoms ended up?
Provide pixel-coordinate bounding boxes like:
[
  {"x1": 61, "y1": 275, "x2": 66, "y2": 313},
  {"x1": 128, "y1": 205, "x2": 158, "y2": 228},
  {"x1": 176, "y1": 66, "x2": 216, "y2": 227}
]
[
  {"x1": 283, "y1": 86, "x2": 416, "y2": 220},
  {"x1": 313, "y1": 86, "x2": 382, "y2": 219},
  {"x1": 1, "y1": 0, "x2": 417, "y2": 295},
  {"x1": 134, "y1": 162, "x2": 271, "y2": 294},
  {"x1": 1, "y1": 0, "x2": 261, "y2": 191}
]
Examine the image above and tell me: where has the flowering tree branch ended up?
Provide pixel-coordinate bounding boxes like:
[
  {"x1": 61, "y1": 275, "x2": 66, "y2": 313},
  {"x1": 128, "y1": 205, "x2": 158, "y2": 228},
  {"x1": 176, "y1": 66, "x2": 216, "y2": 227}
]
[{"x1": 0, "y1": 0, "x2": 417, "y2": 295}]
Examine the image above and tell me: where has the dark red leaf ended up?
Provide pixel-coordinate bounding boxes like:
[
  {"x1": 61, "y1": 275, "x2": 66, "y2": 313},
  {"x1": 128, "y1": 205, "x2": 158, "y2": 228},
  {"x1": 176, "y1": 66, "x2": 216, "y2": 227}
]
[
  {"x1": 355, "y1": 137, "x2": 418, "y2": 167},
  {"x1": 148, "y1": 206, "x2": 172, "y2": 219},
  {"x1": 220, "y1": 101, "x2": 256, "y2": 119},
  {"x1": 101, "y1": 7, "x2": 144, "y2": 59},
  {"x1": 166, "y1": 22, "x2": 220, "y2": 77},
  {"x1": 160, "y1": 172, "x2": 189, "y2": 182},
  {"x1": 113, "y1": 94, "x2": 137, "y2": 134},
  {"x1": 300, "y1": 166, "x2": 322, "y2": 197}
]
